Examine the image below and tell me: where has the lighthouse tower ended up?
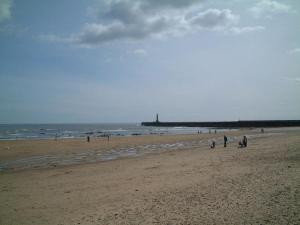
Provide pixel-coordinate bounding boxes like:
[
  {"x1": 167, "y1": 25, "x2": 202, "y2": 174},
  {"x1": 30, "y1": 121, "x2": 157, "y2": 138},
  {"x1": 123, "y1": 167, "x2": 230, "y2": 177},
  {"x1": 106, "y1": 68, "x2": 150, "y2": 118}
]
[{"x1": 156, "y1": 113, "x2": 159, "y2": 123}]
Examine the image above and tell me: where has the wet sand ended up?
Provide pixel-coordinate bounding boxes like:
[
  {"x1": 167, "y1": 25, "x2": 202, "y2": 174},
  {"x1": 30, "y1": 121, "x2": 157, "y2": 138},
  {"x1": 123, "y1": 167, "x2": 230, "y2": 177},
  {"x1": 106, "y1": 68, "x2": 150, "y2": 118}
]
[{"x1": 0, "y1": 128, "x2": 299, "y2": 224}]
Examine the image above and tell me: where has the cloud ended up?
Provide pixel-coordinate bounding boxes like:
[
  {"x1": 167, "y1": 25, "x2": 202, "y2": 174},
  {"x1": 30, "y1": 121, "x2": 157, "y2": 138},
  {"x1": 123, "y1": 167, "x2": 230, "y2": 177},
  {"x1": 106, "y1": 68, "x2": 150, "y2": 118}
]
[
  {"x1": 189, "y1": 9, "x2": 239, "y2": 29},
  {"x1": 140, "y1": 0, "x2": 203, "y2": 10},
  {"x1": 39, "y1": 34, "x2": 74, "y2": 43},
  {"x1": 98, "y1": 1, "x2": 144, "y2": 25},
  {"x1": 74, "y1": 18, "x2": 171, "y2": 46},
  {"x1": 250, "y1": 0, "x2": 291, "y2": 18},
  {"x1": 282, "y1": 77, "x2": 300, "y2": 83},
  {"x1": 74, "y1": 0, "x2": 201, "y2": 45},
  {"x1": 288, "y1": 48, "x2": 300, "y2": 54},
  {"x1": 133, "y1": 48, "x2": 147, "y2": 56},
  {"x1": 0, "y1": 0, "x2": 13, "y2": 22},
  {"x1": 75, "y1": 7, "x2": 241, "y2": 46},
  {"x1": 41, "y1": 0, "x2": 263, "y2": 46},
  {"x1": 229, "y1": 26, "x2": 265, "y2": 34}
]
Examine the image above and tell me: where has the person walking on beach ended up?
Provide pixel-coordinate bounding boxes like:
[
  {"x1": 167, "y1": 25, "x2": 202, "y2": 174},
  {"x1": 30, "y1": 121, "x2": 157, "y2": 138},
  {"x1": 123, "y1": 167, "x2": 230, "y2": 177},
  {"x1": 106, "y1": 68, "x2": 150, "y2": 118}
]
[
  {"x1": 87, "y1": 136, "x2": 90, "y2": 142},
  {"x1": 243, "y1": 136, "x2": 247, "y2": 147},
  {"x1": 210, "y1": 140, "x2": 216, "y2": 149},
  {"x1": 224, "y1": 135, "x2": 228, "y2": 148}
]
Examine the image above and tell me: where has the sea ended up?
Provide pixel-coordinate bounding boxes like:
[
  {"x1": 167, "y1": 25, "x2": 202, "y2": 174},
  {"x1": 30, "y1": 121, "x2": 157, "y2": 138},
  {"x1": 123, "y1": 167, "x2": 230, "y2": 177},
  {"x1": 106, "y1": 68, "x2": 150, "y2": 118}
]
[{"x1": 0, "y1": 123, "x2": 211, "y2": 140}]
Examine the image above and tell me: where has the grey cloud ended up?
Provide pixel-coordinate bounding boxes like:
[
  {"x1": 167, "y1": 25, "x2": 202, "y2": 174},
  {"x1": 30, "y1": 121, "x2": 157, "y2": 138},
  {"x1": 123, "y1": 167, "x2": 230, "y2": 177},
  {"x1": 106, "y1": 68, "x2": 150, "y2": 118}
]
[
  {"x1": 75, "y1": 1, "x2": 241, "y2": 45},
  {"x1": 189, "y1": 9, "x2": 238, "y2": 29},
  {"x1": 42, "y1": 0, "x2": 263, "y2": 46},
  {"x1": 78, "y1": 0, "x2": 187, "y2": 45},
  {"x1": 99, "y1": 1, "x2": 144, "y2": 25},
  {"x1": 75, "y1": 17, "x2": 170, "y2": 45},
  {"x1": 40, "y1": 18, "x2": 173, "y2": 46},
  {"x1": 0, "y1": 0, "x2": 13, "y2": 22},
  {"x1": 97, "y1": 0, "x2": 200, "y2": 24},
  {"x1": 140, "y1": 0, "x2": 203, "y2": 10}
]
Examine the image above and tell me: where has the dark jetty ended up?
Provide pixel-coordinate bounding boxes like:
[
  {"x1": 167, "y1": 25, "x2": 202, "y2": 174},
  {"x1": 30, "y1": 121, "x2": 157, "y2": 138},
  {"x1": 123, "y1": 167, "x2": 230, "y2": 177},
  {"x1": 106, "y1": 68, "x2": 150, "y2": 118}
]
[{"x1": 141, "y1": 120, "x2": 300, "y2": 128}]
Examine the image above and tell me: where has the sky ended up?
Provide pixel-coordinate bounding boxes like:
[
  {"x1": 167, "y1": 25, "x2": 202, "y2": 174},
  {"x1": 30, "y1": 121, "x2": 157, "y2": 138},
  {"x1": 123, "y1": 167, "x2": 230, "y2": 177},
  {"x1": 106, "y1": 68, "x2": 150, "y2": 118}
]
[{"x1": 0, "y1": 0, "x2": 299, "y2": 123}]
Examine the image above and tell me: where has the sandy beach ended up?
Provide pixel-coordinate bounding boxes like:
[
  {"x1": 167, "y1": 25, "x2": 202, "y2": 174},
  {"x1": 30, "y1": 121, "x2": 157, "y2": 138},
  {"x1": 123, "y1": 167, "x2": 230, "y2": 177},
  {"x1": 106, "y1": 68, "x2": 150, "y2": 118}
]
[{"x1": 0, "y1": 128, "x2": 299, "y2": 225}]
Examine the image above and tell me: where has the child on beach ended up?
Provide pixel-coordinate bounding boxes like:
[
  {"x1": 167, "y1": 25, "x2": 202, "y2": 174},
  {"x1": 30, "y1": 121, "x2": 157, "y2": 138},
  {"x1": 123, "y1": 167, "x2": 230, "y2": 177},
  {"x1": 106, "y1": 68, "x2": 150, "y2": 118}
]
[{"x1": 210, "y1": 140, "x2": 216, "y2": 149}]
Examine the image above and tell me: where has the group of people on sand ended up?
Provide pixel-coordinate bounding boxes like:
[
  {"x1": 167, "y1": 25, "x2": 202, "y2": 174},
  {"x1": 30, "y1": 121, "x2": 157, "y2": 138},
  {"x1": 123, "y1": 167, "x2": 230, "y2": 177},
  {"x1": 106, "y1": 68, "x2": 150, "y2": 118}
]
[
  {"x1": 86, "y1": 134, "x2": 110, "y2": 142},
  {"x1": 210, "y1": 135, "x2": 247, "y2": 149}
]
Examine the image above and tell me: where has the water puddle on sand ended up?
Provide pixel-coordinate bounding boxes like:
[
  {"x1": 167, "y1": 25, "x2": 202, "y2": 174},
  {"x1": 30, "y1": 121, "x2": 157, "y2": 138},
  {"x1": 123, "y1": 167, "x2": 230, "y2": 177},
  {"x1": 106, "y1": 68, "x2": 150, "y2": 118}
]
[{"x1": 0, "y1": 133, "x2": 280, "y2": 172}]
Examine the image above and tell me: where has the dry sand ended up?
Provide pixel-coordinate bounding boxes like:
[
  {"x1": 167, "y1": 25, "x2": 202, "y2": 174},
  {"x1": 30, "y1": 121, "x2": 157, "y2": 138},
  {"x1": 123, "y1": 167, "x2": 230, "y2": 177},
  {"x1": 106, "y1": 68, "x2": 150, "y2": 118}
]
[{"x1": 0, "y1": 129, "x2": 299, "y2": 225}]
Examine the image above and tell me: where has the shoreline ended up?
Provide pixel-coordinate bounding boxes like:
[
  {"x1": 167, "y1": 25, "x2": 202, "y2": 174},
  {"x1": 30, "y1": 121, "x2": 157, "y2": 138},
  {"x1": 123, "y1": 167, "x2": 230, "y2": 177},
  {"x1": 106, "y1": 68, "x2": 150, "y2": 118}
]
[
  {"x1": 0, "y1": 128, "x2": 293, "y2": 172},
  {"x1": 0, "y1": 123, "x2": 216, "y2": 141},
  {"x1": 0, "y1": 128, "x2": 233, "y2": 142},
  {"x1": 1, "y1": 126, "x2": 299, "y2": 142}
]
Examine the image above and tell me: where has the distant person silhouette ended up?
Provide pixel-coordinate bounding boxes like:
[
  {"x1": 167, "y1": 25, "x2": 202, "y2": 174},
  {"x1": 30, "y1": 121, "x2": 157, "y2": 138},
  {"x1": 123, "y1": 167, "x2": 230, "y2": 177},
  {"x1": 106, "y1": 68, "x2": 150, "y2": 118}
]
[
  {"x1": 243, "y1": 136, "x2": 247, "y2": 147},
  {"x1": 261, "y1": 128, "x2": 264, "y2": 133},
  {"x1": 87, "y1": 136, "x2": 90, "y2": 142},
  {"x1": 210, "y1": 140, "x2": 216, "y2": 149},
  {"x1": 238, "y1": 136, "x2": 248, "y2": 148},
  {"x1": 224, "y1": 135, "x2": 228, "y2": 147}
]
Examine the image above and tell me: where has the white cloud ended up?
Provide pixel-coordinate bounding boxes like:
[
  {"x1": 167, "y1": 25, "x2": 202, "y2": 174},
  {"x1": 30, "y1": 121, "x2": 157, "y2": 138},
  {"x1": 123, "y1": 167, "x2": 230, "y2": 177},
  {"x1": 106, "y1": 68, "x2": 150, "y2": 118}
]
[
  {"x1": 229, "y1": 26, "x2": 265, "y2": 34},
  {"x1": 283, "y1": 77, "x2": 300, "y2": 83},
  {"x1": 250, "y1": 0, "x2": 291, "y2": 18},
  {"x1": 288, "y1": 48, "x2": 300, "y2": 54},
  {"x1": 133, "y1": 48, "x2": 147, "y2": 56},
  {"x1": 0, "y1": 0, "x2": 13, "y2": 22},
  {"x1": 39, "y1": 34, "x2": 74, "y2": 43}
]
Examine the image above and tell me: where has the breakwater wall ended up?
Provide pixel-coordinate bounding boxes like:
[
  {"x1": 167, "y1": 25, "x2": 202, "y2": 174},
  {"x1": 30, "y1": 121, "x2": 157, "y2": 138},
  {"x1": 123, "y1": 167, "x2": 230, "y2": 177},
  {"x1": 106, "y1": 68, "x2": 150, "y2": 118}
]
[{"x1": 141, "y1": 120, "x2": 300, "y2": 128}]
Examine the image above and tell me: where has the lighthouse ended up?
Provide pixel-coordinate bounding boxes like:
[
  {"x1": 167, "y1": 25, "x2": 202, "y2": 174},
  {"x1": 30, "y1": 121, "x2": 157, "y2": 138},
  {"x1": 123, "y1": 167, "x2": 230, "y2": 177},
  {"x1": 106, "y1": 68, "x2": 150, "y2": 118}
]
[{"x1": 156, "y1": 114, "x2": 159, "y2": 123}]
